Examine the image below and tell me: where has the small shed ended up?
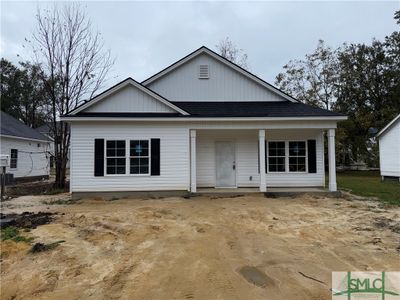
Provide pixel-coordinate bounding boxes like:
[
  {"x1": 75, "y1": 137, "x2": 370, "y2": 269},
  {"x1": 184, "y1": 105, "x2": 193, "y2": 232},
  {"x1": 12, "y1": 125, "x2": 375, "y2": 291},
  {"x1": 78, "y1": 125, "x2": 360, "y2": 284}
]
[{"x1": 377, "y1": 114, "x2": 400, "y2": 181}]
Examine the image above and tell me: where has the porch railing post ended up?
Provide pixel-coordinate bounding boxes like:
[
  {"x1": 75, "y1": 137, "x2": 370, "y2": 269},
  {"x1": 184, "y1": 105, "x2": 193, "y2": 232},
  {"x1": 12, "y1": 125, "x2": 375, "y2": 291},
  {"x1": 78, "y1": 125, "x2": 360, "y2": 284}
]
[
  {"x1": 328, "y1": 129, "x2": 337, "y2": 192},
  {"x1": 259, "y1": 130, "x2": 267, "y2": 192},
  {"x1": 190, "y1": 130, "x2": 197, "y2": 193}
]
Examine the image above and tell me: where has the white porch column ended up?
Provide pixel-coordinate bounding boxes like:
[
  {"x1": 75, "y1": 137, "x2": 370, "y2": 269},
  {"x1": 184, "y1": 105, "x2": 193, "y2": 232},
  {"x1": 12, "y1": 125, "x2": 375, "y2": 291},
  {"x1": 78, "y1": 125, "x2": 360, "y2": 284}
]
[
  {"x1": 328, "y1": 129, "x2": 337, "y2": 192},
  {"x1": 190, "y1": 130, "x2": 197, "y2": 193},
  {"x1": 259, "y1": 130, "x2": 267, "y2": 192}
]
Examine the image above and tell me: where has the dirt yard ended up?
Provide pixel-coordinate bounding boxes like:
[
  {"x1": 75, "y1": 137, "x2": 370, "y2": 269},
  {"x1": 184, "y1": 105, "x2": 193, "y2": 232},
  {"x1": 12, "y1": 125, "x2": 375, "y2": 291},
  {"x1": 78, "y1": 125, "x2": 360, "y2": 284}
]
[{"x1": 1, "y1": 193, "x2": 399, "y2": 300}]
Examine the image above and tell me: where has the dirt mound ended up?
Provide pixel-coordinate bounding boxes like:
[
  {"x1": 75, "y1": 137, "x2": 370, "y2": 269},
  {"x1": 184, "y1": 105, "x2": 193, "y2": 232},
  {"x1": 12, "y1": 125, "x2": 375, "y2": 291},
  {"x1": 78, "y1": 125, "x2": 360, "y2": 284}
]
[
  {"x1": 373, "y1": 216, "x2": 400, "y2": 233},
  {"x1": 6, "y1": 180, "x2": 69, "y2": 197},
  {"x1": 30, "y1": 240, "x2": 65, "y2": 253},
  {"x1": 0, "y1": 212, "x2": 56, "y2": 229}
]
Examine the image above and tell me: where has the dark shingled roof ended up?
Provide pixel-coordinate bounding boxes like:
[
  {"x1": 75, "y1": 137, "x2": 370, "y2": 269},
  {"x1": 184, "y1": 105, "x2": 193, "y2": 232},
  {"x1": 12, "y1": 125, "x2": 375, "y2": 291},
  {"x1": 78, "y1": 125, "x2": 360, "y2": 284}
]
[
  {"x1": 74, "y1": 112, "x2": 181, "y2": 118},
  {"x1": 171, "y1": 101, "x2": 344, "y2": 118},
  {"x1": 69, "y1": 101, "x2": 344, "y2": 118},
  {"x1": 35, "y1": 124, "x2": 51, "y2": 135},
  {"x1": 0, "y1": 111, "x2": 50, "y2": 141}
]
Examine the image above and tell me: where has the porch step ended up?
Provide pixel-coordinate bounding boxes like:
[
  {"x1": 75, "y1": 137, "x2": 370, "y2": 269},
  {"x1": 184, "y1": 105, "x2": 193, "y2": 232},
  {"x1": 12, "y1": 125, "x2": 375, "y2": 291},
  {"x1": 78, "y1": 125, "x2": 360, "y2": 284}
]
[{"x1": 264, "y1": 190, "x2": 342, "y2": 198}]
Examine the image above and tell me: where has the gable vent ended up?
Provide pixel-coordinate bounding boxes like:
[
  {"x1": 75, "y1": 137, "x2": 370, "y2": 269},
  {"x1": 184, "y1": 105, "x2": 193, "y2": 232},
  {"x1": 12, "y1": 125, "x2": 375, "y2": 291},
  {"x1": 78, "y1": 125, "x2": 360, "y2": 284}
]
[{"x1": 198, "y1": 65, "x2": 209, "y2": 79}]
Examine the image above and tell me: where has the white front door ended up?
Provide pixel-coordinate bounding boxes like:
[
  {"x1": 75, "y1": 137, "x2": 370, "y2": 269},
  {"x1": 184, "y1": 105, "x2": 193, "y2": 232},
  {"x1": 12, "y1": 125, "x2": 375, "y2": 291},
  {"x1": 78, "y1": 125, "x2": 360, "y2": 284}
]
[{"x1": 215, "y1": 141, "x2": 236, "y2": 187}]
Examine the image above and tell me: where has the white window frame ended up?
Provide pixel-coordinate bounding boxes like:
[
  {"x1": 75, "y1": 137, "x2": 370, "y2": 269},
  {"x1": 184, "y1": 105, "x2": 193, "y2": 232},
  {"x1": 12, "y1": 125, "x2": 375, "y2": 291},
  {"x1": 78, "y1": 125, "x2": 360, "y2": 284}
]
[
  {"x1": 288, "y1": 141, "x2": 308, "y2": 173},
  {"x1": 104, "y1": 139, "x2": 151, "y2": 177},
  {"x1": 266, "y1": 140, "x2": 308, "y2": 173},
  {"x1": 129, "y1": 139, "x2": 151, "y2": 176},
  {"x1": 267, "y1": 140, "x2": 286, "y2": 173},
  {"x1": 105, "y1": 139, "x2": 127, "y2": 176}
]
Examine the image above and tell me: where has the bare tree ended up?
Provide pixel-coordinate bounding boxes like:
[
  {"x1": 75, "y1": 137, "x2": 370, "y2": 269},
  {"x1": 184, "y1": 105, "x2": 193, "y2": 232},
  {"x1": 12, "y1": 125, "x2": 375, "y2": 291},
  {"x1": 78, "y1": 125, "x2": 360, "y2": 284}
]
[
  {"x1": 30, "y1": 3, "x2": 114, "y2": 188},
  {"x1": 216, "y1": 37, "x2": 249, "y2": 69},
  {"x1": 275, "y1": 40, "x2": 339, "y2": 110}
]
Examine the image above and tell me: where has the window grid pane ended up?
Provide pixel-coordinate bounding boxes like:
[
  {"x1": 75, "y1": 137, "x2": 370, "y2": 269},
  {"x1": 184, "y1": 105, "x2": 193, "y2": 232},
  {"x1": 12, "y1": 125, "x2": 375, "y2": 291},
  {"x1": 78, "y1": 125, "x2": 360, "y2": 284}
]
[
  {"x1": 106, "y1": 140, "x2": 126, "y2": 174},
  {"x1": 268, "y1": 142, "x2": 285, "y2": 172},
  {"x1": 10, "y1": 149, "x2": 18, "y2": 168},
  {"x1": 288, "y1": 141, "x2": 306, "y2": 172},
  {"x1": 130, "y1": 140, "x2": 150, "y2": 174}
]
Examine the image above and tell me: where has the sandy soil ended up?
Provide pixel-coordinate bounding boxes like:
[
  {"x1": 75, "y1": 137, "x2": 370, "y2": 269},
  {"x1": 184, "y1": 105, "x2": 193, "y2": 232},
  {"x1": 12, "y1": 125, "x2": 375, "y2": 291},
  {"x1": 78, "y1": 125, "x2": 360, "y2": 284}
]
[{"x1": 1, "y1": 193, "x2": 399, "y2": 300}]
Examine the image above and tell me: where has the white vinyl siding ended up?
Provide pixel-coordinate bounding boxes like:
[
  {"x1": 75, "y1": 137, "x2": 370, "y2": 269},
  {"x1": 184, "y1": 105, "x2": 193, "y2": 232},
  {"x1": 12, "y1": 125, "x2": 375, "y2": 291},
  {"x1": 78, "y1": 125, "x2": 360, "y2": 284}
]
[
  {"x1": 0, "y1": 136, "x2": 50, "y2": 178},
  {"x1": 379, "y1": 120, "x2": 400, "y2": 178},
  {"x1": 69, "y1": 122, "x2": 331, "y2": 192},
  {"x1": 146, "y1": 53, "x2": 285, "y2": 102},
  {"x1": 85, "y1": 85, "x2": 176, "y2": 113},
  {"x1": 70, "y1": 123, "x2": 189, "y2": 192}
]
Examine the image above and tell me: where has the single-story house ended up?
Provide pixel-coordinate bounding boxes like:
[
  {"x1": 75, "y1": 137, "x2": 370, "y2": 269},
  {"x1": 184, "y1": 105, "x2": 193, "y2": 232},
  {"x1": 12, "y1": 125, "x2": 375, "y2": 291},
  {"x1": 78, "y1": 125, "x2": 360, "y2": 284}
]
[
  {"x1": 0, "y1": 111, "x2": 51, "y2": 182},
  {"x1": 377, "y1": 113, "x2": 400, "y2": 181},
  {"x1": 61, "y1": 46, "x2": 347, "y2": 196}
]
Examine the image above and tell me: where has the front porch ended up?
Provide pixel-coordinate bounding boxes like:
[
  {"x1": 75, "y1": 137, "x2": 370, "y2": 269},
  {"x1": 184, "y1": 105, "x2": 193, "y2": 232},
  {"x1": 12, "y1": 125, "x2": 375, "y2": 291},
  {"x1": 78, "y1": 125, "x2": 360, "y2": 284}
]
[{"x1": 189, "y1": 128, "x2": 337, "y2": 193}]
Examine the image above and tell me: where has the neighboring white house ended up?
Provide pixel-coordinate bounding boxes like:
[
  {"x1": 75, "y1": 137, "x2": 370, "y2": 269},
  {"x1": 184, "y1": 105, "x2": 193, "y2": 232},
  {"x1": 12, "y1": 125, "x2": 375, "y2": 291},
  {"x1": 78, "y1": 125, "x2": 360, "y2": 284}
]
[
  {"x1": 377, "y1": 114, "x2": 400, "y2": 181},
  {"x1": 61, "y1": 46, "x2": 347, "y2": 196},
  {"x1": 0, "y1": 112, "x2": 51, "y2": 181}
]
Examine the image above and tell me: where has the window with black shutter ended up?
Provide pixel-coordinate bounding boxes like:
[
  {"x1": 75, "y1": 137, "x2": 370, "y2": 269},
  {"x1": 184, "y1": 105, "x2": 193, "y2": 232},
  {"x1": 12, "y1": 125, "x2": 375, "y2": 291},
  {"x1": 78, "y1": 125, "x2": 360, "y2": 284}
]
[
  {"x1": 96, "y1": 138, "x2": 161, "y2": 176},
  {"x1": 10, "y1": 149, "x2": 18, "y2": 169},
  {"x1": 265, "y1": 140, "x2": 310, "y2": 173}
]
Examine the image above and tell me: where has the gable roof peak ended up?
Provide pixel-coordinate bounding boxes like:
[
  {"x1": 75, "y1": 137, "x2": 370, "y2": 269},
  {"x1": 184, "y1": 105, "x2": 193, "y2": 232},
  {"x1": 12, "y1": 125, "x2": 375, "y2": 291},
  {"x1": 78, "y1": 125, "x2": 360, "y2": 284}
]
[
  {"x1": 377, "y1": 113, "x2": 400, "y2": 138},
  {"x1": 142, "y1": 46, "x2": 298, "y2": 103},
  {"x1": 67, "y1": 77, "x2": 189, "y2": 116}
]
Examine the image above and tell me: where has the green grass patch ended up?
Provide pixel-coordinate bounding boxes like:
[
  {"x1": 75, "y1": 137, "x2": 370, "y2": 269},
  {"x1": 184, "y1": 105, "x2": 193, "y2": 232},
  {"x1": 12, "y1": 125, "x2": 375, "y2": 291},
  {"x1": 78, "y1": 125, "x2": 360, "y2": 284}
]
[
  {"x1": 336, "y1": 171, "x2": 400, "y2": 205},
  {"x1": 1, "y1": 227, "x2": 34, "y2": 243}
]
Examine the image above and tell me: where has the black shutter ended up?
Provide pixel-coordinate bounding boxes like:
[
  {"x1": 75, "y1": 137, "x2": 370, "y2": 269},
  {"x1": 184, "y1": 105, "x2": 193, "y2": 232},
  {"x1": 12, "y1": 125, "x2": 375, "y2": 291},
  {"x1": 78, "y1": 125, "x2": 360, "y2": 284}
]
[
  {"x1": 265, "y1": 140, "x2": 268, "y2": 173},
  {"x1": 151, "y1": 139, "x2": 160, "y2": 176},
  {"x1": 307, "y1": 140, "x2": 317, "y2": 173},
  {"x1": 94, "y1": 139, "x2": 104, "y2": 176}
]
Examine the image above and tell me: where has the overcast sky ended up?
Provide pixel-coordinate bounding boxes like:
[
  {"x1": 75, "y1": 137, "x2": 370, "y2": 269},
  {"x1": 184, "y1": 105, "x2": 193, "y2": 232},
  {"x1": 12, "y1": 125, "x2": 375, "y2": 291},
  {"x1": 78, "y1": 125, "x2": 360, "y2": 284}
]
[{"x1": 1, "y1": 1, "x2": 399, "y2": 89}]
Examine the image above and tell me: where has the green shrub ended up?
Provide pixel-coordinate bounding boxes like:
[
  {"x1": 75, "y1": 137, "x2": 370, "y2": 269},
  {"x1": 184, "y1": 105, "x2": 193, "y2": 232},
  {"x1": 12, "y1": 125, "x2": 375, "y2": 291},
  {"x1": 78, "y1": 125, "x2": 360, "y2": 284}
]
[{"x1": 1, "y1": 227, "x2": 34, "y2": 243}]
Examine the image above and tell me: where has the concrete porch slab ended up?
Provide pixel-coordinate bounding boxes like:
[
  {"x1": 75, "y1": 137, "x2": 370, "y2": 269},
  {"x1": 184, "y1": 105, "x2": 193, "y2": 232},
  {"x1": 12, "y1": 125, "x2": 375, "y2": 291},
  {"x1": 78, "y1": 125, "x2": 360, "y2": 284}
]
[
  {"x1": 265, "y1": 187, "x2": 341, "y2": 198},
  {"x1": 195, "y1": 187, "x2": 262, "y2": 197},
  {"x1": 195, "y1": 187, "x2": 341, "y2": 198}
]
